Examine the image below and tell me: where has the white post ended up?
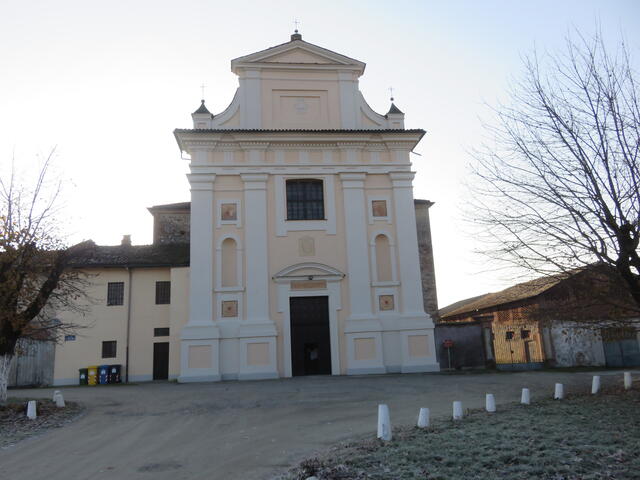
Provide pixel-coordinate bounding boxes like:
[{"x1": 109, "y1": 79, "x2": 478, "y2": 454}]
[
  {"x1": 624, "y1": 371, "x2": 632, "y2": 390},
  {"x1": 554, "y1": 383, "x2": 564, "y2": 400},
  {"x1": 485, "y1": 393, "x2": 496, "y2": 413},
  {"x1": 521, "y1": 388, "x2": 530, "y2": 405},
  {"x1": 52, "y1": 390, "x2": 61, "y2": 401},
  {"x1": 26, "y1": 400, "x2": 37, "y2": 419},
  {"x1": 591, "y1": 375, "x2": 600, "y2": 394},
  {"x1": 452, "y1": 401, "x2": 463, "y2": 420},
  {"x1": 377, "y1": 404, "x2": 392, "y2": 441},
  {"x1": 55, "y1": 392, "x2": 65, "y2": 408},
  {"x1": 417, "y1": 407, "x2": 430, "y2": 428}
]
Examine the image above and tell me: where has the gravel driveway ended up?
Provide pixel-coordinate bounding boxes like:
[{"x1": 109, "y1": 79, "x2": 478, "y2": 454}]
[{"x1": 1, "y1": 369, "x2": 634, "y2": 480}]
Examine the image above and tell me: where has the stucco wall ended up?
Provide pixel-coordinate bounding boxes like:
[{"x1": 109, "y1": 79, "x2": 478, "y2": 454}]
[{"x1": 53, "y1": 267, "x2": 187, "y2": 385}]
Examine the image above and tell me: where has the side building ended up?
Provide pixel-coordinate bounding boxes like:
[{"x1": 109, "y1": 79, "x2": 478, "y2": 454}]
[{"x1": 52, "y1": 32, "x2": 441, "y2": 384}]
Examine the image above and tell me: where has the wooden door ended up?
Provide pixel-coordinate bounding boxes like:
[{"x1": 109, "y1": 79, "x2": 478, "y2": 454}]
[{"x1": 153, "y1": 342, "x2": 169, "y2": 380}]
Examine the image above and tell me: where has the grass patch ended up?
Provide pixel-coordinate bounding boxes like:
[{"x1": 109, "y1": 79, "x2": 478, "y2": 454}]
[{"x1": 279, "y1": 387, "x2": 640, "y2": 479}]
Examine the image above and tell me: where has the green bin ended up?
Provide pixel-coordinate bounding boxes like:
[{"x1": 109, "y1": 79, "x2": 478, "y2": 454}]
[{"x1": 79, "y1": 368, "x2": 88, "y2": 385}]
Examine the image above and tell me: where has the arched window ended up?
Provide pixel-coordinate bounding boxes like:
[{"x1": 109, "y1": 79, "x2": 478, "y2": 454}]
[
  {"x1": 221, "y1": 238, "x2": 238, "y2": 287},
  {"x1": 375, "y1": 234, "x2": 392, "y2": 282}
]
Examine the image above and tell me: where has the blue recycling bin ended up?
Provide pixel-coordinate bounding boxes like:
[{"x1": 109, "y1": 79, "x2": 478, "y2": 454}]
[{"x1": 98, "y1": 365, "x2": 110, "y2": 385}]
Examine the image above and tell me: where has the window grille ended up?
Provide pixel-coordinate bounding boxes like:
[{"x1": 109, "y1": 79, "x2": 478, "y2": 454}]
[
  {"x1": 286, "y1": 179, "x2": 324, "y2": 220},
  {"x1": 155, "y1": 281, "x2": 171, "y2": 305},
  {"x1": 107, "y1": 282, "x2": 124, "y2": 306},
  {"x1": 102, "y1": 340, "x2": 117, "y2": 358},
  {"x1": 505, "y1": 331, "x2": 515, "y2": 340},
  {"x1": 154, "y1": 328, "x2": 170, "y2": 337}
]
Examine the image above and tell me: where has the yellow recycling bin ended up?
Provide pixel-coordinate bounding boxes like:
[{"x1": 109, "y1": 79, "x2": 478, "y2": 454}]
[{"x1": 87, "y1": 365, "x2": 99, "y2": 386}]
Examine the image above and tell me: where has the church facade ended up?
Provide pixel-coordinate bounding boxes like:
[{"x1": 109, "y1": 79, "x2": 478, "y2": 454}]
[{"x1": 51, "y1": 33, "x2": 439, "y2": 385}]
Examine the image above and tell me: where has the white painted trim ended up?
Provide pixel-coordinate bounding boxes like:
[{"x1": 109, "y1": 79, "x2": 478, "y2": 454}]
[
  {"x1": 275, "y1": 174, "x2": 336, "y2": 236},
  {"x1": 277, "y1": 274, "x2": 342, "y2": 378},
  {"x1": 367, "y1": 195, "x2": 392, "y2": 225},
  {"x1": 210, "y1": 89, "x2": 241, "y2": 128},
  {"x1": 216, "y1": 199, "x2": 242, "y2": 228},
  {"x1": 345, "y1": 332, "x2": 385, "y2": 374}
]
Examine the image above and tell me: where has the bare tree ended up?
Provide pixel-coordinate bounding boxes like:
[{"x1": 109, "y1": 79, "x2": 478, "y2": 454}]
[
  {"x1": 469, "y1": 31, "x2": 640, "y2": 323},
  {"x1": 0, "y1": 150, "x2": 93, "y2": 403}
]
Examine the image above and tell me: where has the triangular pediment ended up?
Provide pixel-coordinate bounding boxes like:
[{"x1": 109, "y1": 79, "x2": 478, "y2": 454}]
[
  {"x1": 273, "y1": 262, "x2": 345, "y2": 279},
  {"x1": 231, "y1": 38, "x2": 365, "y2": 74}
]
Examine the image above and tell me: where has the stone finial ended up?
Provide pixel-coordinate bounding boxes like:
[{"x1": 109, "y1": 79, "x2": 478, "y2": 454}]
[{"x1": 121, "y1": 234, "x2": 132, "y2": 247}]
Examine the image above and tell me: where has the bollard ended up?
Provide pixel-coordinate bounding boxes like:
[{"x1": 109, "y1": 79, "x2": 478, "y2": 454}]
[
  {"x1": 624, "y1": 372, "x2": 632, "y2": 390},
  {"x1": 417, "y1": 407, "x2": 430, "y2": 428},
  {"x1": 485, "y1": 393, "x2": 496, "y2": 413},
  {"x1": 377, "y1": 404, "x2": 392, "y2": 441},
  {"x1": 55, "y1": 392, "x2": 65, "y2": 408},
  {"x1": 521, "y1": 388, "x2": 530, "y2": 405},
  {"x1": 26, "y1": 400, "x2": 37, "y2": 420},
  {"x1": 452, "y1": 401, "x2": 463, "y2": 420},
  {"x1": 591, "y1": 375, "x2": 600, "y2": 394},
  {"x1": 554, "y1": 383, "x2": 564, "y2": 400},
  {"x1": 52, "y1": 390, "x2": 61, "y2": 401}
]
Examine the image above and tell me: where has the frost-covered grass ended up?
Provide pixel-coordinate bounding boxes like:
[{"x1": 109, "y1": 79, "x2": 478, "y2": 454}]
[{"x1": 280, "y1": 387, "x2": 640, "y2": 480}]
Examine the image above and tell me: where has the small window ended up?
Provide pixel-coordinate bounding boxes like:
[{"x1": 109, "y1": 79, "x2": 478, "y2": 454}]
[
  {"x1": 155, "y1": 281, "x2": 171, "y2": 305},
  {"x1": 505, "y1": 331, "x2": 515, "y2": 340},
  {"x1": 102, "y1": 341, "x2": 117, "y2": 358},
  {"x1": 107, "y1": 282, "x2": 124, "y2": 306},
  {"x1": 154, "y1": 327, "x2": 170, "y2": 337},
  {"x1": 286, "y1": 179, "x2": 324, "y2": 220},
  {"x1": 521, "y1": 329, "x2": 531, "y2": 339},
  {"x1": 64, "y1": 335, "x2": 76, "y2": 342}
]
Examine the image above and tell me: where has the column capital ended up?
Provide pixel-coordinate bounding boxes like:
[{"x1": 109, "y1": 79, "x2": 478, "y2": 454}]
[
  {"x1": 241, "y1": 173, "x2": 269, "y2": 189},
  {"x1": 339, "y1": 172, "x2": 366, "y2": 188},
  {"x1": 390, "y1": 171, "x2": 415, "y2": 187},
  {"x1": 188, "y1": 173, "x2": 216, "y2": 191}
]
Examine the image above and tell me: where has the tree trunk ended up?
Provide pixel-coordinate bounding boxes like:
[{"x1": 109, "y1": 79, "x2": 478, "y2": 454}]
[{"x1": 0, "y1": 353, "x2": 14, "y2": 405}]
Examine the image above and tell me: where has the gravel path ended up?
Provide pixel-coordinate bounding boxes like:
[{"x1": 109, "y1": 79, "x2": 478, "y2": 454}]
[{"x1": 0, "y1": 369, "x2": 637, "y2": 480}]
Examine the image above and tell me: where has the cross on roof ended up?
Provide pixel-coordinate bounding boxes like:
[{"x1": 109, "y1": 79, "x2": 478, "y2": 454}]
[
  {"x1": 200, "y1": 83, "x2": 207, "y2": 101},
  {"x1": 389, "y1": 87, "x2": 394, "y2": 102},
  {"x1": 293, "y1": 18, "x2": 300, "y2": 33}
]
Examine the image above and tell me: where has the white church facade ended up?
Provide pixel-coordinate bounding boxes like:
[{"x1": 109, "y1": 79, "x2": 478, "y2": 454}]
[{"x1": 51, "y1": 32, "x2": 439, "y2": 385}]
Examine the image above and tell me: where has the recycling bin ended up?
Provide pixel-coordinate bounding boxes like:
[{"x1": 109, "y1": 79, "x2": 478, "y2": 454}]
[
  {"x1": 87, "y1": 365, "x2": 98, "y2": 386},
  {"x1": 108, "y1": 364, "x2": 122, "y2": 384},
  {"x1": 98, "y1": 365, "x2": 110, "y2": 385},
  {"x1": 79, "y1": 368, "x2": 88, "y2": 385}
]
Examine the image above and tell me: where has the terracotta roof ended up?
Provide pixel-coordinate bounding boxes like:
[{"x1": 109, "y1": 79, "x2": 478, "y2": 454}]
[
  {"x1": 440, "y1": 273, "x2": 572, "y2": 319},
  {"x1": 71, "y1": 243, "x2": 189, "y2": 269}
]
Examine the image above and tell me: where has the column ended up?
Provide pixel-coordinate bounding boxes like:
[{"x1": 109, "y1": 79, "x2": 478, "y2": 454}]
[
  {"x1": 179, "y1": 167, "x2": 220, "y2": 382},
  {"x1": 390, "y1": 172, "x2": 430, "y2": 321},
  {"x1": 340, "y1": 173, "x2": 373, "y2": 320},
  {"x1": 241, "y1": 173, "x2": 270, "y2": 324},
  {"x1": 187, "y1": 171, "x2": 215, "y2": 325}
]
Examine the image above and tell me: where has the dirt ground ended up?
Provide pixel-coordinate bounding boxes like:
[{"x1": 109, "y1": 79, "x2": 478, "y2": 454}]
[{"x1": 1, "y1": 369, "x2": 636, "y2": 480}]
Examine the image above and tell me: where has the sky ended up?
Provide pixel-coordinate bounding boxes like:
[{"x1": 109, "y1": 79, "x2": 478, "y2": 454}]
[{"x1": 1, "y1": 0, "x2": 638, "y2": 308}]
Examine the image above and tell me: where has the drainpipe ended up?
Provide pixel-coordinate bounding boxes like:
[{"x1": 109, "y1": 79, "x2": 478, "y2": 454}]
[{"x1": 125, "y1": 267, "x2": 133, "y2": 383}]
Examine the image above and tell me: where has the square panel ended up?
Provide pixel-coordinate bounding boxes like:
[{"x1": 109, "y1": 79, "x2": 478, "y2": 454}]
[
  {"x1": 221, "y1": 203, "x2": 237, "y2": 221},
  {"x1": 379, "y1": 294, "x2": 395, "y2": 311},
  {"x1": 372, "y1": 200, "x2": 388, "y2": 217},
  {"x1": 221, "y1": 300, "x2": 238, "y2": 317}
]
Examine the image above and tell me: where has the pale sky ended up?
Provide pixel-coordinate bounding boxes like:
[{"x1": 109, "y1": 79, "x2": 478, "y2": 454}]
[{"x1": 1, "y1": 0, "x2": 638, "y2": 308}]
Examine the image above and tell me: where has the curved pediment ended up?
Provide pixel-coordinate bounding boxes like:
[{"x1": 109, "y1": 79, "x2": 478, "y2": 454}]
[{"x1": 273, "y1": 262, "x2": 345, "y2": 279}]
